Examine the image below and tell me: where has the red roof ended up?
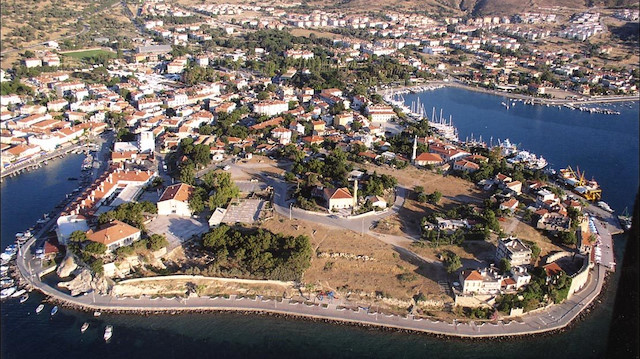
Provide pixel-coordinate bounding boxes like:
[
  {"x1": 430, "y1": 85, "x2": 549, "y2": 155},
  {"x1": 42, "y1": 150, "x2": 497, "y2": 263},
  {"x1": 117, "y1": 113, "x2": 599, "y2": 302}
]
[
  {"x1": 462, "y1": 270, "x2": 483, "y2": 281},
  {"x1": 415, "y1": 152, "x2": 442, "y2": 163},
  {"x1": 543, "y1": 262, "x2": 563, "y2": 277},
  {"x1": 159, "y1": 183, "x2": 195, "y2": 202}
]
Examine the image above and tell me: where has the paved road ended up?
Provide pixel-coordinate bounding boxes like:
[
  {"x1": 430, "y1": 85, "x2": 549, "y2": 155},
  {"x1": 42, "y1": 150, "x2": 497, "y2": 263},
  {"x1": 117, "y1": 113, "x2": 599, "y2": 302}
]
[
  {"x1": 10, "y1": 155, "x2": 613, "y2": 337},
  {"x1": 15, "y1": 227, "x2": 607, "y2": 338}
]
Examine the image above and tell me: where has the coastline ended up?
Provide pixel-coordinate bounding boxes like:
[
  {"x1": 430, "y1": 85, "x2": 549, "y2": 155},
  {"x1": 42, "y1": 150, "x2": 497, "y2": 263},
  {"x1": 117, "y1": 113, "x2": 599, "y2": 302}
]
[{"x1": 380, "y1": 80, "x2": 639, "y2": 106}]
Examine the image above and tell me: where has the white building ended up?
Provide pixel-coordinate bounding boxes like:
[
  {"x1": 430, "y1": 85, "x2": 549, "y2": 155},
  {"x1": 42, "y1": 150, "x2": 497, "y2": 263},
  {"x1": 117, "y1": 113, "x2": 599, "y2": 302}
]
[
  {"x1": 253, "y1": 100, "x2": 289, "y2": 117},
  {"x1": 138, "y1": 131, "x2": 155, "y2": 153},
  {"x1": 157, "y1": 183, "x2": 195, "y2": 216},
  {"x1": 495, "y1": 237, "x2": 532, "y2": 266}
]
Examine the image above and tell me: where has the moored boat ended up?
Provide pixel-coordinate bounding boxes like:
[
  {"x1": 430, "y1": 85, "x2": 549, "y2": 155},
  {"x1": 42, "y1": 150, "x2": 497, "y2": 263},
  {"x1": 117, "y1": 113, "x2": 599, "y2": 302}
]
[
  {"x1": 597, "y1": 201, "x2": 614, "y2": 213},
  {"x1": 81, "y1": 322, "x2": 89, "y2": 333},
  {"x1": 11, "y1": 288, "x2": 26, "y2": 298},
  {"x1": 0, "y1": 287, "x2": 16, "y2": 299},
  {"x1": 51, "y1": 305, "x2": 58, "y2": 316},
  {"x1": 104, "y1": 325, "x2": 113, "y2": 341},
  {"x1": 94, "y1": 311, "x2": 101, "y2": 317},
  {"x1": 36, "y1": 304, "x2": 44, "y2": 313},
  {"x1": 20, "y1": 293, "x2": 29, "y2": 303}
]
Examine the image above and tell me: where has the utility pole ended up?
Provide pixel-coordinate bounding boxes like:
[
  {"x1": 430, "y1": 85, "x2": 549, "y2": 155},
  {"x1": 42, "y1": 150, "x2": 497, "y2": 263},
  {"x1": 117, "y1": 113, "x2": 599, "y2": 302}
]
[{"x1": 289, "y1": 203, "x2": 293, "y2": 220}]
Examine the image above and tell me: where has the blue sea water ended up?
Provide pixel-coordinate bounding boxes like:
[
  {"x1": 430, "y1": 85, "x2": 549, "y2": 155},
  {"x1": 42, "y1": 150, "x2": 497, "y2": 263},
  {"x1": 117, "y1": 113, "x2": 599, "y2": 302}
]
[
  {"x1": 1, "y1": 88, "x2": 638, "y2": 358},
  {"x1": 403, "y1": 87, "x2": 639, "y2": 213}
]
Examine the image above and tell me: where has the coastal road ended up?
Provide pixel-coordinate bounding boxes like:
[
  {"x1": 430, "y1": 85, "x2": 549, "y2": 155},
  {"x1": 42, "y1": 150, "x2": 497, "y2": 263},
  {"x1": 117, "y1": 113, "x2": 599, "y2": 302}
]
[
  {"x1": 380, "y1": 80, "x2": 639, "y2": 107},
  {"x1": 10, "y1": 157, "x2": 613, "y2": 338},
  {"x1": 14, "y1": 231, "x2": 608, "y2": 338}
]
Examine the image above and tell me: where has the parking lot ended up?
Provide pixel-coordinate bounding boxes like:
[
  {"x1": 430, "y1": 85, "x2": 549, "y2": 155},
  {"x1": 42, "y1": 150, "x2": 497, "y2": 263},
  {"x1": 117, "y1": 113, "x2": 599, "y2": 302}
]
[
  {"x1": 235, "y1": 180, "x2": 268, "y2": 193},
  {"x1": 146, "y1": 215, "x2": 209, "y2": 249},
  {"x1": 222, "y1": 199, "x2": 264, "y2": 224}
]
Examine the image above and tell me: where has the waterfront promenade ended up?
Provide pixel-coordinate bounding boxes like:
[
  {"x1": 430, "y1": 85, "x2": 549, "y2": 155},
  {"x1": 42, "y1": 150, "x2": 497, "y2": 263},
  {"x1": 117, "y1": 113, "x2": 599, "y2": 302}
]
[
  {"x1": 0, "y1": 143, "x2": 89, "y2": 180},
  {"x1": 14, "y1": 226, "x2": 607, "y2": 338},
  {"x1": 381, "y1": 80, "x2": 639, "y2": 106}
]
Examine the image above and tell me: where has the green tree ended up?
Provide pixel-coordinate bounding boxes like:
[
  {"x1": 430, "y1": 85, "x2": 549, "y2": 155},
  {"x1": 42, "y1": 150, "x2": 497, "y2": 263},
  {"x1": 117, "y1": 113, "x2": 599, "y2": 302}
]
[
  {"x1": 90, "y1": 258, "x2": 104, "y2": 275},
  {"x1": 444, "y1": 252, "x2": 462, "y2": 273},
  {"x1": 85, "y1": 241, "x2": 107, "y2": 255},
  {"x1": 148, "y1": 234, "x2": 168, "y2": 251},
  {"x1": 499, "y1": 258, "x2": 511, "y2": 274},
  {"x1": 69, "y1": 230, "x2": 87, "y2": 242}
]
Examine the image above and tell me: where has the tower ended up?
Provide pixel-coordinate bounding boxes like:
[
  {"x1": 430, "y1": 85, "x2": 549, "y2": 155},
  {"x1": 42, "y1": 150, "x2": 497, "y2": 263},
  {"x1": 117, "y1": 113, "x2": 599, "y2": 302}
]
[
  {"x1": 353, "y1": 179, "x2": 358, "y2": 208},
  {"x1": 411, "y1": 135, "x2": 417, "y2": 163}
]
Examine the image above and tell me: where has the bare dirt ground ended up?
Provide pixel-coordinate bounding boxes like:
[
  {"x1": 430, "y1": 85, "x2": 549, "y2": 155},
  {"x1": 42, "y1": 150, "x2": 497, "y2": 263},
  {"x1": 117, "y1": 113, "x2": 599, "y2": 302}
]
[
  {"x1": 360, "y1": 164, "x2": 488, "y2": 237},
  {"x1": 259, "y1": 213, "x2": 452, "y2": 307}
]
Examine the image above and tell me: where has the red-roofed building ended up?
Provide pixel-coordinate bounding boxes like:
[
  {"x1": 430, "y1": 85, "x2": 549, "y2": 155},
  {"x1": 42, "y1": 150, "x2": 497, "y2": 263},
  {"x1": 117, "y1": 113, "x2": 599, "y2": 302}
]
[
  {"x1": 323, "y1": 187, "x2": 354, "y2": 210},
  {"x1": 414, "y1": 152, "x2": 443, "y2": 166},
  {"x1": 86, "y1": 220, "x2": 142, "y2": 253},
  {"x1": 157, "y1": 183, "x2": 195, "y2": 216}
]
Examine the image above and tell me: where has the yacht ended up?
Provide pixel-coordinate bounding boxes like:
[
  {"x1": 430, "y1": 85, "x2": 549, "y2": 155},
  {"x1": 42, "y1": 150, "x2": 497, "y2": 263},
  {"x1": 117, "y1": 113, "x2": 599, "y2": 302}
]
[
  {"x1": 597, "y1": 201, "x2": 614, "y2": 213},
  {"x1": 81, "y1": 322, "x2": 89, "y2": 333},
  {"x1": 0, "y1": 287, "x2": 16, "y2": 299},
  {"x1": 36, "y1": 304, "x2": 44, "y2": 314},
  {"x1": 104, "y1": 325, "x2": 113, "y2": 341}
]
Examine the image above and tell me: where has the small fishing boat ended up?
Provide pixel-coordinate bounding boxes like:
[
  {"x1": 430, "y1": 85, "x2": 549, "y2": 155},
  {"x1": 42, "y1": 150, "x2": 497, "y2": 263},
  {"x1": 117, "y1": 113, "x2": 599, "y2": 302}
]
[
  {"x1": 104, "y1": 325, "x2": 113, "y2": 341},
  {"x1": 81, "y1": 322, "x2": 89, "y2": 333},
  {"x1": 94, "y1": 311, "x2": 101, "y2": 317},
  {"x1": 50, "y1": 306, "x2": 58, "y2": 316},
  {"x1": 20, "y1": 293, "x2": 29, "y2": 303},
  {"x1": 36, "y1": 304, "x2": 44, "y2": 313},
  {"x1": 11, "y1": 288, "x2": 26, "y2": 298}
]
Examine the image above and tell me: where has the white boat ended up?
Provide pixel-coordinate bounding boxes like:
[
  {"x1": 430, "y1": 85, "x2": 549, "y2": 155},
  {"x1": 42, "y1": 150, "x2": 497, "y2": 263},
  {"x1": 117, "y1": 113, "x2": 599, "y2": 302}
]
[
  {"x1": 20, "y1": 293, "x2": 29, "y2": 303},
  {"x1": 11, "y1": 288, "x2": 26, "y2": 298},
  {"x1": 51, "y1": 305, "x2": 58, "y2": 316},
  {"x1": 94, "y1": 311, "x2": 101, "y2": 317},
  {"x1": 1, "y1": 287, "x2": 17, "y2": 299},
  {"x1": 36, "y1": 304, "x2": 44, "y2": 313},
  {"x1": 104, "y1": 325, "x2": 113, "y2": 341},
  {"x1": 81, "y1": 322, "x2": 89, "y2": 333},
  {"x1": 597, "y1": 201, "x2": 614, "y2": 213},
  {"x1": 1, "y1": 279, "x2": 14, "y2": 288}
]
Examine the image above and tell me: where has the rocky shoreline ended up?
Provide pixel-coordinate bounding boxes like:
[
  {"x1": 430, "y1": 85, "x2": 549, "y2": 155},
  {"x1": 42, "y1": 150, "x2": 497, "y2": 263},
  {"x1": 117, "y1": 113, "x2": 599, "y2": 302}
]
[{"x1": 38, "y1": 275, "x2": 612, "y2": 342}]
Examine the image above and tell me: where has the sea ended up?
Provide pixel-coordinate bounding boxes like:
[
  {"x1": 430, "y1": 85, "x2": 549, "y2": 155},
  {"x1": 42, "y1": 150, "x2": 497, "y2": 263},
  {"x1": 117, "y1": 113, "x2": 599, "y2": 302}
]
[{"x1": 1, "y1": 88, "x2": 638, "y2": 359}]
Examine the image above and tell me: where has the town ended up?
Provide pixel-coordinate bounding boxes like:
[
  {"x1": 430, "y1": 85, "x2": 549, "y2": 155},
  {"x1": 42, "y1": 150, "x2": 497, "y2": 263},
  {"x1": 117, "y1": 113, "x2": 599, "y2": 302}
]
[{"x1": 0, "y1": 0, "x2": 637, "y2": 340}]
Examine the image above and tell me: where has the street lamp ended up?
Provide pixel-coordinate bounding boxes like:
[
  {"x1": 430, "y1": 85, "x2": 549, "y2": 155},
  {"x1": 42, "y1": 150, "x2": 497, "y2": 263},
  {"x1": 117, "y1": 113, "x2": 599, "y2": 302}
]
[{"x1": 289, "y1": 203, "x2": 293, "y2": 220}]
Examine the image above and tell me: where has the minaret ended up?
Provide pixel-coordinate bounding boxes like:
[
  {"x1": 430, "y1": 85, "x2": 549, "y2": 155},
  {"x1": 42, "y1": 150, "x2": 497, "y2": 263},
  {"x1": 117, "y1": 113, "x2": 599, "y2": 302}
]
[
  {"x1": 353, "y1": 179, "x2": 358, "y2": 208},
  {"x1": 411, "y1": 135, "x2": 418, "y2": 163}
]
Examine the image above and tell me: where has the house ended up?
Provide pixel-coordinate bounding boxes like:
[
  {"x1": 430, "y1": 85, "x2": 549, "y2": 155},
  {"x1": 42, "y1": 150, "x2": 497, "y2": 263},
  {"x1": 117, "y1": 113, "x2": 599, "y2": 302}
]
[
  {"x1": 86, "y1": 220, "x2": 142, "y2": 253},
  {"x1": 323, "y1": 187, "x2": 354, "y2": 210},
  {"x1": 271, "y1": 127, "x2": 292, "y2": 145},
  {"x1": 510, "y1": 266, "x2": 532, "y2": 289},
  {"x1": 414, "y1": 152, "x2": 442, "y2": 166},
  {"x1": 365, "y1": 104, "x2": 396, "y2": 123},
  {"x1": 459, "y1": 267, "x2": 502, "y2": 294},
  {"x1": 208, "y1": 207, "x2": 227, "y2": 227},
  {"x1": 505, "y1": 180, "x2": 522, "y2": 195},
  {"x1": 495, "y1": 237, "x2": 532, "y2": 266},
  {"x1": 157, "y1": 183, "x2": 195, "y2": 216},
  {"x1": 453, "y1": 159, "x2": 480, "y2": 173},
  {"x1": 424, "y1": 217, "x2": 471, "y2": 233},
  {"x1": 499, "y1": 197, "x2": 519, "y2": 213},
  {"x1": 253, "y1": 100, "x2": 288, "y2": 116},
  {"x1": 365, "y1": 195, "x2": 387, "y2": 209},
  {"x1": 542, "y1": 262, "x2": 564, "y2": 283}
]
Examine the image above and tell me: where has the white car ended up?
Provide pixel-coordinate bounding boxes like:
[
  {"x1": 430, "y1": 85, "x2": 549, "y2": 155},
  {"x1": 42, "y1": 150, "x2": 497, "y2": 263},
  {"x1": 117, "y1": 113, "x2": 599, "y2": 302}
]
[{"x1": 223, "y1": 165, "x2": 231, "y2": 171}]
